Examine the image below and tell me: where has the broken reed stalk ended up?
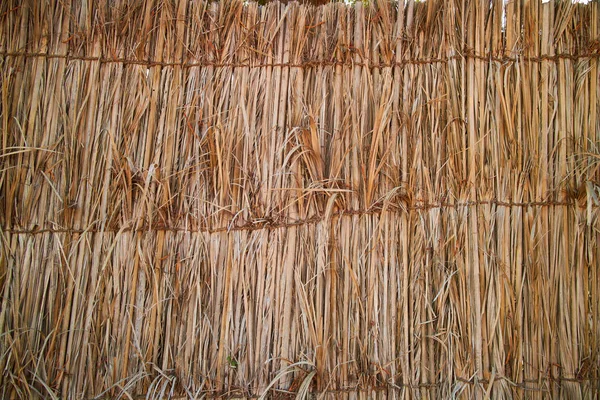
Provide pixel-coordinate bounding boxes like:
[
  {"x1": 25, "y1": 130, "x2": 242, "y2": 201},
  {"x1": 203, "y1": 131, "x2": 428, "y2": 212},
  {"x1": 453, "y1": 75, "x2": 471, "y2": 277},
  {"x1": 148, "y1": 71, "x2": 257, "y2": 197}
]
[{"x1": 1, "y1": 0, "x2": 600, "y2": 398}]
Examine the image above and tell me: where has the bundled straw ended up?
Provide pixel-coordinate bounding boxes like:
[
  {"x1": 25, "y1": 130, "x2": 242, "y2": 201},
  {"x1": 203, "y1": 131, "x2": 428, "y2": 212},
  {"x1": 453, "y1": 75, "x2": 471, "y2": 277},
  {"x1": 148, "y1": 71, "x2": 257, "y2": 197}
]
[{"x1": 1, "y1": 0, "x2": 599, "y2": 398}]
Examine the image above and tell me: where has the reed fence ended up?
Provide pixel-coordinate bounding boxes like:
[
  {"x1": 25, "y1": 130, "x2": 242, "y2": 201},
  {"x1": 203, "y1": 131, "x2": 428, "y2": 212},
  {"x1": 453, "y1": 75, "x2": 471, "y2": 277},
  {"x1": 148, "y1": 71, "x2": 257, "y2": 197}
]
[{"x1": 1, "y1": 0, "x2": 600, "y2": 398}]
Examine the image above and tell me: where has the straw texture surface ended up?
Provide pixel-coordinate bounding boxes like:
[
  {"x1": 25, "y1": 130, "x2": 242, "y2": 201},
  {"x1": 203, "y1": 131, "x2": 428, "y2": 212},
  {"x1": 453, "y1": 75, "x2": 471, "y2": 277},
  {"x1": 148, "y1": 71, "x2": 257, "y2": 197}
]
[{"x1": 1, "y1": 0, "x2": 600, "y2": 398}]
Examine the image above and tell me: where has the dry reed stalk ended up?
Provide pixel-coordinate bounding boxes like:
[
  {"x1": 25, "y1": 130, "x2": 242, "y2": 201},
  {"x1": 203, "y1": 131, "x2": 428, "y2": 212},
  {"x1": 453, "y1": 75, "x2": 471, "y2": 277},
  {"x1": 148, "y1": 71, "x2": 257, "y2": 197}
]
[{"x1": 1, "y1": 0, "x2": 600, "y2": 398}]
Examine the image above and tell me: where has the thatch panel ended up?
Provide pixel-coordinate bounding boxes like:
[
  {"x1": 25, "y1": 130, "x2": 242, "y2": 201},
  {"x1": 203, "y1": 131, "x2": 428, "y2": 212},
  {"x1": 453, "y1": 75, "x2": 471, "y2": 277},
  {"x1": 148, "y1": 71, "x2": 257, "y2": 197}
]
[{"x1": 1, "y1": 0, "x2": 599, "y2": 398}]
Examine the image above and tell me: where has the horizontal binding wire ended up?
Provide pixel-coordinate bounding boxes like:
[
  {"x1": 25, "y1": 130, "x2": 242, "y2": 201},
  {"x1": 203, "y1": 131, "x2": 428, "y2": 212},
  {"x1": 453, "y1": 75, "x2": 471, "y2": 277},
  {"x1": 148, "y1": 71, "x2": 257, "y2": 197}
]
[
  {"x1": 2, "y1": 199, "x2": 594, "y2": 235},
  {"x1": 1, "y1": 50, "x2": 599, "y2": 68}
]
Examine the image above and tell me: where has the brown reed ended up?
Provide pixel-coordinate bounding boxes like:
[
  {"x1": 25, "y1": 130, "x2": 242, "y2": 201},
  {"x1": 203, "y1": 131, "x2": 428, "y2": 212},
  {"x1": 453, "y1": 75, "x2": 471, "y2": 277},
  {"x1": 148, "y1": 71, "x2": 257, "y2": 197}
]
[{"x1": 1, "y1": 0, "x2": 599, "y2": 398}]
